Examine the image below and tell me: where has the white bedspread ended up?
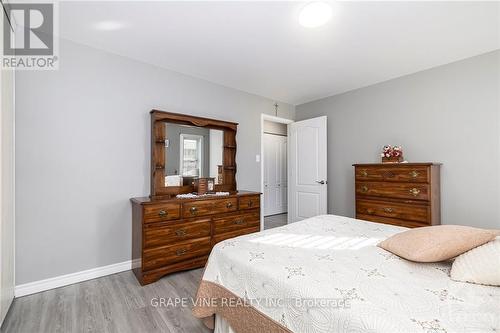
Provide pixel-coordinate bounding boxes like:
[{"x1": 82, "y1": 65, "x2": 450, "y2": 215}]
[{"x1": 202, "y1": 215, "x2": 500, "y2": 333}]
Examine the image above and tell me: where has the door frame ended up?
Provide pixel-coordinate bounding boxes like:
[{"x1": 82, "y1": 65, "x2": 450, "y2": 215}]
[
  {"x1": 260, "y1": 114, "x2": 294, "y2": 231},
  {"x1": 0, "y1": 18, "x2": 16, "y2": 325}
]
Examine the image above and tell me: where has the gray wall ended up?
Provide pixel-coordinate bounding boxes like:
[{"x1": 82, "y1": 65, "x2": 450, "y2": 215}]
[
  {"x1": 15, "y1": 39, "x2": 294, "y2": 284},
  {"x1": 296, "y1": 50, "x2": 500, "y2": 229}
]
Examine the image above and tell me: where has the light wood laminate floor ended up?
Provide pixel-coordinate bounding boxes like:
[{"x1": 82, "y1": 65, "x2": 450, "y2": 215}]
[
  {"x1": 1, "y1": 269, "x2": 210, "y2": 333},
  {"x1": 264, "y1": 213, "x2": 287, "y2": 230},
  {"x1": 2, "y1": 216, "x2": 289, "y2": 333}
]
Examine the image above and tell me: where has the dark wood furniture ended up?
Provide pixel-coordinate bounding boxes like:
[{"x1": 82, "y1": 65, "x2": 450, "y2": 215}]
[
  {"x1": 131, "y1": 191, "x2": 260, "y2": 285},
  {"x1": 150, "y1": 110, "x2": 237, "y2": 199},
  {"x1": 130, "y1": 110, "x2": 261, "y2": 285},
  {"x1": 353, "y1": 163, "x2": 441, "y2": 228}
]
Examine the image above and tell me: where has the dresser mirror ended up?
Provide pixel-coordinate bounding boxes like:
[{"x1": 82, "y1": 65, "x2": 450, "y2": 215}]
[
  {"x1": 150, "y1": 110, "x2": 238, "y2": 199},
  {"x1": 164, "y1": 123, "x2": 224, "y2": 186}
]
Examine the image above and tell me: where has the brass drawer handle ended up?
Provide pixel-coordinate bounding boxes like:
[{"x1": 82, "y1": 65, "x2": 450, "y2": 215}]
[
  {"x1": 409, "y1": 188, "x2": 421, "y2": 196},
  {"x1": 190, "y1": 207, "x2": 198, "y2": 215},
  {"x1": 176, "y1": 249, "x2": 187, "y2": 256},
  {"x1": 360, "y1": 169, "x2": 368, "y2": 177},
  {"x1": 233, "y1": 219, "x2": 245, "y2": 225},
  {"x1": 366, "y1": 208, "x2": 375, "y2": 214},
  {"x1": 175, "y1": 229, "x2": 186, "y2": 237},
  {"x1": 158, "y1": 210, "x2": 168, "y2": 217},
  {"x1": 383, "y1": 207, "x2": 394, "y2": 213},
  {"x1": 409, "y1": 170, "x2": 420, "y2": 178},
  {"x1": 248, "y1": 200, "x2": 254, "y2": 207},
  {"x1": 226, "y1": 202, "x2": 233, "y2": 209},
  {"x1": 361, "y1": 186, "x2": 369, "y2": 193}
]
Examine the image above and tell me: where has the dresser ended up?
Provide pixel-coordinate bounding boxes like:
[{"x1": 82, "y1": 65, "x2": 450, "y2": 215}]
[
  {"x1": 131, "y1": 110, "x2": 261, "y2": 285},
  {"x1": 131, "y1": 191, "x2": 260, "y2": 285},
  {"x1": 353, "y1": 163, "x2": 441, "y2": 228}
]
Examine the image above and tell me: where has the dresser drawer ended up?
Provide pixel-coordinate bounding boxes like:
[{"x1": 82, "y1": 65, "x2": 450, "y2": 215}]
[
  {"x1": 356, "y1": 199, "x2": 429, "y2": 223},
  {"x1": 356, "y1": 182, "x2": 429, "y2": 201},
  {"x1": 182, "y1": 198, "x2": 238, "y2": 218},
  {"x1": 357, "y1": 214, "x2": 429, "y2": 228},
  {"x1": 143, "y1": 237, "x2": 211, "y2": 271},
  {"x1": 213, "y1": 211, "x2": 260, "y2": 235},
  {"x1": 213, "y1": 226, "x2": 260, "y2": 245},
  {"x1": 144, "y1": 219, "x2": 211, "y2": 248},
  {"x1": 355, "y1": 165, "x2": 429, "y2": 183},
  {"x1": 143, "y1": 202, "x2": 181, "y2": 223},
  {"x1": 239, "y1": 195, "x2": 260, "y2": 210}
]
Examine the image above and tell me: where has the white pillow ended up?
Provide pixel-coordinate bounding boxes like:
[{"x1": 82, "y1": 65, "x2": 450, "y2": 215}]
[{"x1": 451, "y1": 237, "x2": 500, "y2": 286}]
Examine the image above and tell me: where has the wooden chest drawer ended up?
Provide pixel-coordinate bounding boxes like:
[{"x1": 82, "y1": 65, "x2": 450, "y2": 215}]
[
  {"x1": 239, "y1": 195, "x2": 260, "y2": 210},
  {"x1": 356, "y1": 199, "x2": 430, "y2": 223},
  {"x1": 356, "y1": 181, "x2": 429, "y2": 201},
  {"x1": 357, "y1": 214, "x2": 429, "y2": 228},
  {"x1": 355, "y1": 165, "x2": 429, "y2": 183},
  {"x1": 143, "y1": 202, "x2": 181, "y2": 223},
  {"x1": 182, "y1": 198, "x2": 238, "y2": 217},
  {"x1": 144, "y1": 219, "x2": 211, "y2": 248},
  {"x1": 213, "y1": 211, "x2": 260, "y2": 235},
  {"x1": 143, "y1": 237, "x2": 211, "y2": 271},
  {"x1": 213, "y1": 226, "x2": 260, "y2": 245}
]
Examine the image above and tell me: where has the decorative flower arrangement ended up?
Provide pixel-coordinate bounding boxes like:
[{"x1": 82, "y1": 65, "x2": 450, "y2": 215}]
[{"x1": 381, "y1": 145, "x2": 403, "y2": 163}]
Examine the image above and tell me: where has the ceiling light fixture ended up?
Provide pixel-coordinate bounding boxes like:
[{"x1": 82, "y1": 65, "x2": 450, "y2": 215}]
[
  {"x1": 299, "y1": 2, "x2": 333, "y2": 28},
  {"x1": 94, "y1": 21, "x2": 124, "y2": 31}
]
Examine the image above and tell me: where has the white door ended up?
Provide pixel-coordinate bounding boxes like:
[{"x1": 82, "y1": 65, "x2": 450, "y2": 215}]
[
  {"x1": 263, "y1": 134, "x2": 287, "y2": 216},
  {"x1": 263, "y1": 134, "x2": 275, "y2": 215},
  {"x1": 278, "y1": 136, "x2": 287, "y2": 214},
  {"x1": 289, "y1": 116, "x2": 327, "y2": 222}
]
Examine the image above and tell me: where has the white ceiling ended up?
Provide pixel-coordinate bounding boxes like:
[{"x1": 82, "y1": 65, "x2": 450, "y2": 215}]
[{"x1": 59, "y1": 1, "x2": 500, "y2": 105}]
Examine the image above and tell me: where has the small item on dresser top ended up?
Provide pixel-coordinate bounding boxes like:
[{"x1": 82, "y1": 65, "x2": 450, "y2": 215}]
[
  {"x1": 176, "y1": 193, "x2": 200, "y2": 199},
  {"x1": 194, "y1": 177, "x2": 215, "y2": 195},
  {"x1": 378, "y1": 225, "x2": 496, "y2": 262},
  {"x1": 380, "y1": 144, "x2": 404, "y2": 163},
  {"x1": 175, "y1": 191, "x2": 230, "y2": 199}
]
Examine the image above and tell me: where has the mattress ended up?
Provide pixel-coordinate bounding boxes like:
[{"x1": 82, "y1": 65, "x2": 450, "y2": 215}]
[{"x1": 193, "y1": 215, "x2": 500, "y2": 333}]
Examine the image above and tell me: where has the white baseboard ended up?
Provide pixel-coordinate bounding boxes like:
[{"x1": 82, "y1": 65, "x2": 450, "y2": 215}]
[{"x1": 14, "y1": 260, "x2": 132, "y2": 297}]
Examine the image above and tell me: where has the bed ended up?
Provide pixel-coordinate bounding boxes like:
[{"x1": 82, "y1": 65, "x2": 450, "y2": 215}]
[{"x1": 192, "y1": 215, "x2": 500, "y2": 333}]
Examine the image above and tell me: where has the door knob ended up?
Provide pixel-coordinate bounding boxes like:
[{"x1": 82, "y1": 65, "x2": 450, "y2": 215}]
[{"x1": 315, "y1": 180, "x2": 326, "y2": 185}]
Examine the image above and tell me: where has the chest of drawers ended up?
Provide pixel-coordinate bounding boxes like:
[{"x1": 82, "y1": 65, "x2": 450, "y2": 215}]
[
  {"x1": 353, "y1": 163, "x2": 441, "y2": 228},
  {"x1": 131, "y1": 191, "x2": 261, "y2": 285}
]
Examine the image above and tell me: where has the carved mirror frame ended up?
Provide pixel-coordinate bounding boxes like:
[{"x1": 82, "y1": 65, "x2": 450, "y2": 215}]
[{"x1": 150, "y1": 110, "x2": 238, "y2": 199}]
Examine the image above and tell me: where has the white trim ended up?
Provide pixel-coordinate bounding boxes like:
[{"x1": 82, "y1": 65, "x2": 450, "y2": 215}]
[
  {"x1": 14, "y1": 260, "x2": 132, "y2": 298},
  {"x1": 260, "y1": 113, "x2": 294, "y2": 231},
  {"x1": 12, "y1": 42, "x2": 16, "y2": 302}
]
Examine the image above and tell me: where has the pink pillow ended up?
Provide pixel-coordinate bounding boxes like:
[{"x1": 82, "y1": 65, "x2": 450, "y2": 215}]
[{"x1": 378, "y1": 225, "x2": 496, "y2": 262}]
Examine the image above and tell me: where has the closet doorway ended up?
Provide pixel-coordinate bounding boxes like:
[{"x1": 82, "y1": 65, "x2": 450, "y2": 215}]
[{"x1": 261, "y1": 114, "x2": 293, "y2": 230}]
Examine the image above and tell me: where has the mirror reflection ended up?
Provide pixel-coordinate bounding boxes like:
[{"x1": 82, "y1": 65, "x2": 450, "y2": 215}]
[{"x1": 164, "y1": 123, "x2": 224, "y2": 186}]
